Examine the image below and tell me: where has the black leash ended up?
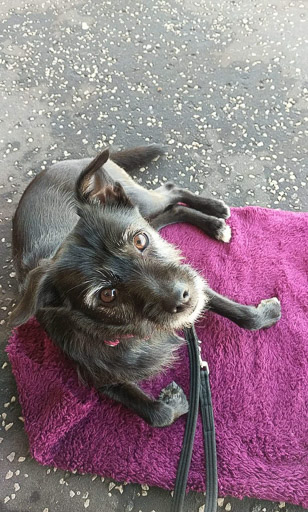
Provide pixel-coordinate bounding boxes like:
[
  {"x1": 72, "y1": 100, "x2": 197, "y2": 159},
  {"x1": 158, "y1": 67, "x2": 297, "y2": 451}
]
[{"x1": 171, "y1": 325, "x2": 218, "y2": 512}]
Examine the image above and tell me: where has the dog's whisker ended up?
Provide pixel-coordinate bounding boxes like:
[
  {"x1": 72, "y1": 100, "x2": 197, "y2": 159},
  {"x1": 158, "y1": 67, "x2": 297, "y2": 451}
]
[{"x1": 65, "y1": 279, "x2": 92, "y2": 294}]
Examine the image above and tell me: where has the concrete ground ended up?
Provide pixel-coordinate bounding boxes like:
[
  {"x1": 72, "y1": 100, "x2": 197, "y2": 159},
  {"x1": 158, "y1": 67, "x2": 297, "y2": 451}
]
[{"x1": 0, "y1": 0, "x2": 307, "y2": 511}]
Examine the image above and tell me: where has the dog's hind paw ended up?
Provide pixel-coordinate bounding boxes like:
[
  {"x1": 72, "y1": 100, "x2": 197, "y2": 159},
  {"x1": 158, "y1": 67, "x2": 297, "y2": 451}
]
[
  {"x1": 195, "y1": 195, "x2": 230, "y2": 219},
  {"x1": 216, "y1": 222, "x2": 232, "y2": 243},
  {"x1": 219, "y1": 200, "x2": 230, "y2": 219}
]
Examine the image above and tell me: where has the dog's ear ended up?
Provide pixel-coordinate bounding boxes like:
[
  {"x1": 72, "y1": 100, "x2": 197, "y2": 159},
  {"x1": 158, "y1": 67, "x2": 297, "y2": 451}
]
[
  {"x1": 75, "y1": 148, "x2": 133, "y2": 209},
  {"x1": 9, "y1": 263, "x2": 58, "y2": 327},
  {"x1": 76, "y1": 148, "x2": 110, "y2": 203}
]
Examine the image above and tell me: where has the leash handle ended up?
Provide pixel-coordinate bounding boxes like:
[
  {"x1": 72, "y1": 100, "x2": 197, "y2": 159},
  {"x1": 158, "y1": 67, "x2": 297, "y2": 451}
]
[
  {"x1": 171, "y1": 326, "x2": 200, "y2": 512},
  {"x1": 200, "y1": 365, "x2": 218, "y2": 512},
  {"x1": 171, "y1": 326, "x2": 218, "y2": 512}
]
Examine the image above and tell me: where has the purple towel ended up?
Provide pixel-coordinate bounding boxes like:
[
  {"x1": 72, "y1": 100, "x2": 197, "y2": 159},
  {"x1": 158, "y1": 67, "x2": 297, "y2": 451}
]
[{"x1": 6, "y1": 207, "x2": 308, "y2": 508}]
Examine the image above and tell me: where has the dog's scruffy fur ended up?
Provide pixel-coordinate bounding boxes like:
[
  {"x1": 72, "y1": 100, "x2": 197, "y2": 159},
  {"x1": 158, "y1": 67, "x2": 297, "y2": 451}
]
[{"x1": 11, "y1": 145, "x2": 281, "y2": 427}]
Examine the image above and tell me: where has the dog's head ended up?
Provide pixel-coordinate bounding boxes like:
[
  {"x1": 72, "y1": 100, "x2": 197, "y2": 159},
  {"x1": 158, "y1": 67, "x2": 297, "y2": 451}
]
[{"x1": 11, "y1": 149, "x2": 207, "y2": 337}]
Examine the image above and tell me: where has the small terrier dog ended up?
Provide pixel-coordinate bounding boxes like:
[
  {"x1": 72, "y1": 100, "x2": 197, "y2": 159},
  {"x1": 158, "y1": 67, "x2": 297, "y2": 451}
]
[{"x1": 11, "y1": 145, "x2": 281, "y2": 427}]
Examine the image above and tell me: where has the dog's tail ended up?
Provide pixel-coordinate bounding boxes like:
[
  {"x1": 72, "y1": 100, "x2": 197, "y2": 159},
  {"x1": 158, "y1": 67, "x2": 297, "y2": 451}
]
[{"x1": 110, "y1": 144, "x2": 165, "y2": 172}]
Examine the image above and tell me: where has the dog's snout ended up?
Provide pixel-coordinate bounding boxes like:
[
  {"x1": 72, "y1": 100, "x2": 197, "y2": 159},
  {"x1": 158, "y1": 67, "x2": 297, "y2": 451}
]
[
  {"x1": 170, "y1": 284, "x2": 190, "y2": 314},
  {"x1": 182, "y1": 289, "x2": 190, "y2": 302}
]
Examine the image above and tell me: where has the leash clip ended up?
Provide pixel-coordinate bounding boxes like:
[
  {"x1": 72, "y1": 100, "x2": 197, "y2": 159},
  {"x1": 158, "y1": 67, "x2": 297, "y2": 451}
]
[
  {"x1": 197, "y1": 338, "x2": 209, "y2": 373},
  {"x1": 199, "y1": 357, "x2": 209, "y2": 373}
]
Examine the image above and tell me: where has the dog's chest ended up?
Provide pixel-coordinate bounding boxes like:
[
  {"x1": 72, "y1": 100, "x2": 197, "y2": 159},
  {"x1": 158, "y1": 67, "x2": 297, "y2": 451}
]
[{"x1": 104, "y1": 335, "x2": 181, "y2": 383}]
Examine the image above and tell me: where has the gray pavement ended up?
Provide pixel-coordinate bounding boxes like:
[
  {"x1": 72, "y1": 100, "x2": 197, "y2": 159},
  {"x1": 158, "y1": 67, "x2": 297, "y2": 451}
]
[{"x1": 0, "y1": 0, "x2": 308, "y2": 511}]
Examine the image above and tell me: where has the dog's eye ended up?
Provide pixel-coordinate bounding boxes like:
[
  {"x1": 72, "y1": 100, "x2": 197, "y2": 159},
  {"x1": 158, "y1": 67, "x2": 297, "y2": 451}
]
[
  {"x1": 100, "y1": 288, "x2": 117, "y2": 303},
  {"x1": 133, "y1": 233, "x2": 149, "y2": 252}
]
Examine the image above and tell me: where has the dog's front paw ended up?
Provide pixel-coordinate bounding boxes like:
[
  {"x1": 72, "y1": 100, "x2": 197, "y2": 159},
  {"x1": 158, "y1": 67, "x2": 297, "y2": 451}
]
[
  {"x1": 159, "y1": 381, "x2": 189, "y2": 420},
  {"x1": 256, "y1": 297, "x2": 281, "y2": 329}
]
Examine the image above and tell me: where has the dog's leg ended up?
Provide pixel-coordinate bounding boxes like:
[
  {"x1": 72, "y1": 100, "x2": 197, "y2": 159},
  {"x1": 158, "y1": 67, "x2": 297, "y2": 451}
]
[
  {"x1": 88, "y1": 147, "x2": 230, "y2": 224},
  {"x1": 126, "y1": 183, "x2": 230, "y2": 224},
  {"x1": 150, "y1": 205, "x2": 231, "y2": 243},
  {"x1": 154, "y1": 182, "x2": 230, "y2": 219},
  {"x1": 101, "y1": 381, "x2": 189, "y2": 427},
  {"x1": 206, "y1": 288, "x2": 281, "y2": 330}
]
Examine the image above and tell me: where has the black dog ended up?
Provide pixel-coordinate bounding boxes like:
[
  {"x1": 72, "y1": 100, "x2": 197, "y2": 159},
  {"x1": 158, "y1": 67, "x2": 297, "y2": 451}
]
[{"x1": 11, "y1": 145, "x2": 281, "y2": 427}]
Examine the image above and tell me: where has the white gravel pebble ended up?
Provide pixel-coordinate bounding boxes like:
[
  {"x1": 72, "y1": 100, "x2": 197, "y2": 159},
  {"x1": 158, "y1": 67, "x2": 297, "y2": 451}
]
[{"x1": 7, "y1": 451, "x2": 15, "y2": 462}]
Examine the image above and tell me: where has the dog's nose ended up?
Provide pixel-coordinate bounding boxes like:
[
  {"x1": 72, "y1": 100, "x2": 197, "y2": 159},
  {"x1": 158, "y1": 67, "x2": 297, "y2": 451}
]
[{"x1": 170, "y1": 284, "x2": 190, "y2": 314}]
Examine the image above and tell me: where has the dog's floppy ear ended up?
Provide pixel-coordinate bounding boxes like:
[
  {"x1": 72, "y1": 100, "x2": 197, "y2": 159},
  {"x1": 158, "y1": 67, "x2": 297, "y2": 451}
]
[
  {"x1": 75, "y1": 148, "x2": 133, "y2": 209},
  {"x1": 9, "y1": 263, "x2": 58, "y2": 327}
]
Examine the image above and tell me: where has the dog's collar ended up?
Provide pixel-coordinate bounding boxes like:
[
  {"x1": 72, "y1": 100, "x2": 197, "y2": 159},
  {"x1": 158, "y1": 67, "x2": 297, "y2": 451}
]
[
  {"x1": 104, "y1": 339, "x2": 122, "y2": 346},
  {"x1": 104, "y1": 334, "x2": 150, "y2": 347}
]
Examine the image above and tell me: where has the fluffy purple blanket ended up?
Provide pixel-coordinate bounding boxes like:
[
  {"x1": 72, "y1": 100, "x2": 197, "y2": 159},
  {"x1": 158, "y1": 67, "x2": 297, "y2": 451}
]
[{"x1": 7, "y1": 207, "x2": 308, "y2": 508}]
